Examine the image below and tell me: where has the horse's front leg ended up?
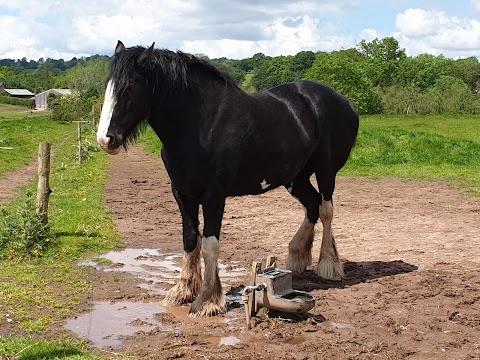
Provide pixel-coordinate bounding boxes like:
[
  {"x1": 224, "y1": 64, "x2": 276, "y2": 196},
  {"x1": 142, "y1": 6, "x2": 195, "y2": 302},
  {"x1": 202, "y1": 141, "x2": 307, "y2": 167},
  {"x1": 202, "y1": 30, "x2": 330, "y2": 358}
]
[
  {"x1": 162, "y1": 186, "x2": 202, "y2": 306},
  {"x1": 189, "y1": 191, "x2": 226, "y2": 317}
]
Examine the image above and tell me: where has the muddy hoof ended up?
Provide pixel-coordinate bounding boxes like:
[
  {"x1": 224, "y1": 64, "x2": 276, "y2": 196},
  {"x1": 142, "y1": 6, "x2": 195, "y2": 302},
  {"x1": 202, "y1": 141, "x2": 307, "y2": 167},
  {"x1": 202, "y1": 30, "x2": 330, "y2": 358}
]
[
  {"x1": 162, "y1": 281, "x2": 198, "y2": 306},
  {"x1": 189, "y1": 297, "x2": 226, "y2": 317}
]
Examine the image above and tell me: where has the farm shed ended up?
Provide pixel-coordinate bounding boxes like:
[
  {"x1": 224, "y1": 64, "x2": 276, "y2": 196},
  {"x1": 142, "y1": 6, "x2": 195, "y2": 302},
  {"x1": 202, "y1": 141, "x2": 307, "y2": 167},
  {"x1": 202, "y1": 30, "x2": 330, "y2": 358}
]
[
  {"x1": 3, "y1": 89, "x2": 35, "y2": 98},
  {"x1": 35, "y1": 89, "x2": 72, "y2": 110}
]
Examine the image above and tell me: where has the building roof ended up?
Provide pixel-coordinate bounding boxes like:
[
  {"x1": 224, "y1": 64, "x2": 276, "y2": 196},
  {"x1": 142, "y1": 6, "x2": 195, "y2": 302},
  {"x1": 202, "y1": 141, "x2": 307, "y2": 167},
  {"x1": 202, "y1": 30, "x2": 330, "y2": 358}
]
[
  {"x1": 4, "y1": 89, "x2": 35, "y2": 96},
  {"x1": 35, "y1": 89, "x2": 73, "y2": 97}
]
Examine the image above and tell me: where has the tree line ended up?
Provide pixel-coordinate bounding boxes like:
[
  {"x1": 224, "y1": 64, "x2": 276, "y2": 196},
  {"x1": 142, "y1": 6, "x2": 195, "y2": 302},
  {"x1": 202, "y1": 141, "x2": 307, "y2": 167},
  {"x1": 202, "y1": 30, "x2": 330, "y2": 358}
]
[{"x1": 1, "y1": 37, "x2": 479, "y2": 116}]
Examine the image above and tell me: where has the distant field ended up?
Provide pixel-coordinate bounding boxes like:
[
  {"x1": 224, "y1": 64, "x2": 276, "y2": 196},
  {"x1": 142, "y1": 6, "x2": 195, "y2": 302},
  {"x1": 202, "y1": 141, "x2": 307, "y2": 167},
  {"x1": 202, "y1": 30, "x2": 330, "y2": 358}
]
[
  {"x1": 0, "y1": 112, "x2": 71, "y2": 177},
  {"x1": 341, "y1": 115, "x2": 480, "y2": 195}
]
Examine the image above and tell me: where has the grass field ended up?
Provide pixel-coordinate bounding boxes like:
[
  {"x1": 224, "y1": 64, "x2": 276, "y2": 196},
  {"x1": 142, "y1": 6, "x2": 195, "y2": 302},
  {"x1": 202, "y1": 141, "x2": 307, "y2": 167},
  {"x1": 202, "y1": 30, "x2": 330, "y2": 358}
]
[
  {"x1": 0, "y1": 110, "x2": 70, "y2": 177},
  {"x1": 341, "y1": 115, "x2": 480, "y2": 195},
  {"x1": 0, "y1": 112, "x2": 120, "y2": 359},
  {"x1": 1, "y1": 111, "x2": 479, "y2": 359}
]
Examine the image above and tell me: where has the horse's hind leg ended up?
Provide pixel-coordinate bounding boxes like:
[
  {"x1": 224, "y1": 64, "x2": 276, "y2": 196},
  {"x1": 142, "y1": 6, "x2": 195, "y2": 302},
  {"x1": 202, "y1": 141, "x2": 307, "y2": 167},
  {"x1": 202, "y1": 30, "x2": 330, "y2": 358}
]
[
  {"x1": 315, "y1": 175, "x2": 344, "y2": 280},
  {"x1": 162, "y1": 186, "x2": 202, "y2": 306},
  {"x1": 285, "y1": 175, "x2": 321, "y2": 275}
]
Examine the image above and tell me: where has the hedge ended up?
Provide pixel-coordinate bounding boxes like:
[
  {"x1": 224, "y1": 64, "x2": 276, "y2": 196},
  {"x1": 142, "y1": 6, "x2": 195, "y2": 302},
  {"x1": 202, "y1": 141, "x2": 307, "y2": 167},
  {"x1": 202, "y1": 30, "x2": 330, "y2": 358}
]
[{"x1": 0, "y1": 95, "x2": 34, "y2": 107}]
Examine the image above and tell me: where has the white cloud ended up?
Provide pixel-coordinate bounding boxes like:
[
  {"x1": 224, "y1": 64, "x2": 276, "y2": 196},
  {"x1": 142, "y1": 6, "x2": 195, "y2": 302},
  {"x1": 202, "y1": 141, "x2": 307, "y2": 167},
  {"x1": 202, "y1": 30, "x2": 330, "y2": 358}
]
[
  {"x1": 0, "y1": 1, "x2": 478, "y2": 60},
  {"x1": 396, "y1": 8, "x2": 441, "y2": 37},
  {"x1": 395, "y1": 8, "x2": 480, "y2": 57},
  {"x1": 183, "y1": 15, "x2": 354, "y2": 58}
]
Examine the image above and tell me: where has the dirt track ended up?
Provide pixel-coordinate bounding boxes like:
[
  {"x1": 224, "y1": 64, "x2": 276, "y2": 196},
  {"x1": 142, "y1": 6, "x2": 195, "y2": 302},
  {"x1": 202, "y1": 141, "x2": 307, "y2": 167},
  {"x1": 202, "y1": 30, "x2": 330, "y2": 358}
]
[{"x1": 87, "y1": 146, "x2": 480, "y2": 359}]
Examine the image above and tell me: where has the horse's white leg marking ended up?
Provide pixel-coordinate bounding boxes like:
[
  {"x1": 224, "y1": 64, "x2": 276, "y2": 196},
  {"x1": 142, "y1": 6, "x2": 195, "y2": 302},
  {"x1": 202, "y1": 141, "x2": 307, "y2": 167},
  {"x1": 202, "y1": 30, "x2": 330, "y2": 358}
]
[
  {"x1": 97, "y1": 80, "x2": 118, "y2": 153},
  {"x1": 162, "y1": 236, "x2": 202, "y2": 306},
  {"x1": 189, "y1": 236, "x2": 226, "y2": 317},
  {"x1": 286, "y1": 209, "x2": 314, "y2": 275},
  {"x1": 260, "y1": 179, "x2": 271, "y2": 190},
  {"x1": 316, "y1": 198, "x2": 344, "y2": 280}
]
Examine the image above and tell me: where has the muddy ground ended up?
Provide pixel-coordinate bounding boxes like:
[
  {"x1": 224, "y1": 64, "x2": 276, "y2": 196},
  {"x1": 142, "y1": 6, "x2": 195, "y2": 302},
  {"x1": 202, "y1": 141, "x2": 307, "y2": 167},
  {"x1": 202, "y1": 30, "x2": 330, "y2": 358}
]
[
  {"x1": 4, "y1": 144, "x2": 479, "y2": 359},
  {"x1": 68, "y1": 146, "x2": 479, "y2": 360}
]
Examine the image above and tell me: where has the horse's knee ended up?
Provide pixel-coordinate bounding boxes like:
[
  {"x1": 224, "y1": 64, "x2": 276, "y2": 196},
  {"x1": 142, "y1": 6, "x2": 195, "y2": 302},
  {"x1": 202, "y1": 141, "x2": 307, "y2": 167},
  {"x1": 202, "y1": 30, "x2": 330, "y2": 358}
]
[
  {"x1": 320, "y1": 199, "x2": 333, "y2": 223},
  {"x1": 202, "y1": 235, "x2": 219, "y2": 260}
]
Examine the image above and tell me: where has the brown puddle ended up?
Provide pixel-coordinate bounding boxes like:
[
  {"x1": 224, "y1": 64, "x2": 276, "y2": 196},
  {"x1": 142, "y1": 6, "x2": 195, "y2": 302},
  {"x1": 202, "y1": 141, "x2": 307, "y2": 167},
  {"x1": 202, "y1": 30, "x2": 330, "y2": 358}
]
[
  {"x1": 65, "y1": 301, "x2": 173, "y2": 349},
  {"x1": 79, "y1": 248, "x2": 245, "y2": 295},
  {"x1": 70, "y1": 248, "x2": 246, "y2": 348}
]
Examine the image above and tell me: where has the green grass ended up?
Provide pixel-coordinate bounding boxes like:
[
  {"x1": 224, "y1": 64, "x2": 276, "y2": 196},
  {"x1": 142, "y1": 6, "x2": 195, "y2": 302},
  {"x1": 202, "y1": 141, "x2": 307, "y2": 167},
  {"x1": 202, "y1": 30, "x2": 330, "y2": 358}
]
[
  {"x1": 139, "y1": 126, "x2": 162, "y2": 157},
  {"x1": 0, "y1": 110, "x2": 120, "y2": 359},
  {"x1": 0, "y1": 112, "x2": 71, "y2": 177},
  {"x1": 340, "y1": 115, "x2": 480, "y2": 195},
  {"x1": 0, "y1": 337, "x2": 107, "y2": 360}
]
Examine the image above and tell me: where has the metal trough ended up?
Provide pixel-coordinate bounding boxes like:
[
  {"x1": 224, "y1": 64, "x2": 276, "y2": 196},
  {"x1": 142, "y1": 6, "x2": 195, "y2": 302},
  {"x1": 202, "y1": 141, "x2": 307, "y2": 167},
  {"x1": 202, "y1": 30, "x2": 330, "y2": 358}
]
[{"x1": 242, "y1": 257, "x2": 316, "y2": 328}]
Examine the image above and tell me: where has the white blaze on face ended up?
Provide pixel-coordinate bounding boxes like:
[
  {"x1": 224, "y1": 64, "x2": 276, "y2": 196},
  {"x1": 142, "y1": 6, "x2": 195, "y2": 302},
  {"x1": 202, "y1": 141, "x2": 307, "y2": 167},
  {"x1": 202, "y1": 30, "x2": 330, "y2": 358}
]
[{"x1": 97, "y1": 80, "x2": 117, "y2": 152}]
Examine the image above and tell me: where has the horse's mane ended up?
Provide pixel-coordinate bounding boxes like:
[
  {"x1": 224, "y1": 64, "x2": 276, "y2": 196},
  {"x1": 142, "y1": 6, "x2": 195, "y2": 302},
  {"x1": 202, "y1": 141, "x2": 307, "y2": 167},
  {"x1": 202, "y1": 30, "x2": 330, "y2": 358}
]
[{"x1": 110, "y1": 45, "x2": 239, "y2": 96}]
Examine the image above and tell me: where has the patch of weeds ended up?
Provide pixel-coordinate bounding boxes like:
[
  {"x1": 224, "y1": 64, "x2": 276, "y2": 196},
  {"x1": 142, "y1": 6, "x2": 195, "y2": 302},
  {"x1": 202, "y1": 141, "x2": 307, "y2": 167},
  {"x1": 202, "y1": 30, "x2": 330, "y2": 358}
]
[{"x1": 0, "y1": 190, "x2": 54, "y2": 259}]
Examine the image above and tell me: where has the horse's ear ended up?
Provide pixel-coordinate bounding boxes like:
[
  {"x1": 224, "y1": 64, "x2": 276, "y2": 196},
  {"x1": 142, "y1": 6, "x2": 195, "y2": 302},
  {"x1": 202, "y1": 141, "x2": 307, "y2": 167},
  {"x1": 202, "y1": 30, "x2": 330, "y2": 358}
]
[
  {"x1": 115, "y1": 41, "x2": 125, "y2": 55},
  {"x1": 138, "y1": 42, "x2": 155, "y2": 64}
]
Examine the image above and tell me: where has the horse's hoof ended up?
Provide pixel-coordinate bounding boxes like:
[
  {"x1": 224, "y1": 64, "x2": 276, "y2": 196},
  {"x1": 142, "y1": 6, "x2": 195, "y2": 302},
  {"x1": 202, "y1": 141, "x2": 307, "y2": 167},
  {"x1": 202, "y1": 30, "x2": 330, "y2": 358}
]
[
  {"x1": 161, "y1": 281, "x2": 198, "y2": 306},
  {"x1": 316, "y1": 259, "x2": 344, "y2": 281},
  {"x1": 188, "y1": 299, "x2": 226, "y2": 317},
  {"x1": 286, "y1": 255, "x2": 310, "y2": 275}
]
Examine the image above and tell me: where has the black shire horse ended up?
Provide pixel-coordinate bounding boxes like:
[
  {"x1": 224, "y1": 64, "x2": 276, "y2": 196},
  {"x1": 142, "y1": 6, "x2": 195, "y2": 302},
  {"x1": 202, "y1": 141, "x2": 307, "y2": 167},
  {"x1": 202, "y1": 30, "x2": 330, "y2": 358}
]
[{"x1": 97, "y1": 41, "x2": 359, "y2": 317}]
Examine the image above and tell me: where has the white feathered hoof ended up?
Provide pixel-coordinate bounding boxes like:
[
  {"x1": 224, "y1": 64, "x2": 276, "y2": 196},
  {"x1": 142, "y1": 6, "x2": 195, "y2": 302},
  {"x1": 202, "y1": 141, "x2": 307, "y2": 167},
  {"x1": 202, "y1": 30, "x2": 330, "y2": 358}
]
[{"x1": 316, "y1": 258, "x2": 344, "y2": 281}]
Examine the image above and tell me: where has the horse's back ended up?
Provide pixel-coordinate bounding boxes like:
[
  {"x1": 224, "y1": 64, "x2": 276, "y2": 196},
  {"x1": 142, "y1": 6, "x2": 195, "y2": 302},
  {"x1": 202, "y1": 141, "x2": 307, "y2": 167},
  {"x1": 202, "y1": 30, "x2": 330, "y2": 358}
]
[{"x1": 262, "y1": 80, "x2": 359, "y2": 174}]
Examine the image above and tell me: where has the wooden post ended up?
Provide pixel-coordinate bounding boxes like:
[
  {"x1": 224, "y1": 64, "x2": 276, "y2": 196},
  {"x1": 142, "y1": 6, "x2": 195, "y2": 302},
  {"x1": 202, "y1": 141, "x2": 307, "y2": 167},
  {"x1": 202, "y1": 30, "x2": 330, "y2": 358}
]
[
  {"x1": 36, "y1": 142, "x2": 51, "y2": 225},
  {"x1": 91, "y1": 104, "x2": 96, "y2": 127},
  {"x1": 73, "y1": 120, "x2": 88, "y2": 164},
  {"x1": 77, "y1": 121, "x2": 82, "y2": 164},
  {"x1": 266, "y1": 256, "x2": 277, "y2": 268}
]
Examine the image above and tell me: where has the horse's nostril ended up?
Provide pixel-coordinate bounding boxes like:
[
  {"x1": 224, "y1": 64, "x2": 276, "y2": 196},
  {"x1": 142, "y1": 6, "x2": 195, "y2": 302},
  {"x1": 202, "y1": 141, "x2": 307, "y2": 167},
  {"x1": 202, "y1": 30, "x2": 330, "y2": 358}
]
[{"x1": 106, "y1": 133, "x2": 115, "y2": 146}]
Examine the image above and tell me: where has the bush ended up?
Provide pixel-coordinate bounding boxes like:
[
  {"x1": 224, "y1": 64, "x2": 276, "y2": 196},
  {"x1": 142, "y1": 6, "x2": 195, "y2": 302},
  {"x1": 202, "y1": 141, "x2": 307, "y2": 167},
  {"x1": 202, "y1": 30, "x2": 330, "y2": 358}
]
[
  {"x1": 0, "y1": 95, "x2": 34, "y2": 107},
  {"x1": 0, "y1": 191, "x2": 52, "y2": 259}
]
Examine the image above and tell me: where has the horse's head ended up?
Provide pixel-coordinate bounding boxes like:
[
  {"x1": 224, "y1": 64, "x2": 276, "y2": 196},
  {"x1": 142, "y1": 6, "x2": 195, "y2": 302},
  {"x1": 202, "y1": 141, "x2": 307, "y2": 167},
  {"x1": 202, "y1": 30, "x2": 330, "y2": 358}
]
[{"x1": 97, "y1": 41, "x2": 154, "y2": 155}]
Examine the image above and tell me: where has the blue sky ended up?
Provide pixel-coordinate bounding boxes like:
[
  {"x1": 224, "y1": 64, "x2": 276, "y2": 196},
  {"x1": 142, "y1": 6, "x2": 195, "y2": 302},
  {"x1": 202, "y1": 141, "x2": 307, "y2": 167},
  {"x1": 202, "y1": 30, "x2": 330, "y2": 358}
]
[{"x1": 0, "y1": 0, "x2": 479, "y2": 60}]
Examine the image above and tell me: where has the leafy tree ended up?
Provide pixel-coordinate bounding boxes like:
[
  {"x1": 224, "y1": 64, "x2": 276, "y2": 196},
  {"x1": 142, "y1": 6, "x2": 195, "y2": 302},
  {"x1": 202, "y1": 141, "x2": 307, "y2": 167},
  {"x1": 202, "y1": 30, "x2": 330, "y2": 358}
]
[
  {"x1": 51, "y1": 93, "x2": 91, "y2": 123},
  {"x1": 291, "y1": 51, "x2": 315, "y2": 80},
  {"x1": 32, "y1": 62, "x2": 56, "y2": 92},
  {"x1": 55, "y1": 58, "x2": 109, "y2": 98},
  {"x1": 251, "y1": 56, "x2": 295, "y2": 91},
  {"x1": 358, "y1": 37, "x2": 405, "y2": 88},
  {"x1": 428, "y1": 76, "x2": 475, "y2": 114},
  {"x1": 209, "y1": 58, "x2": 246, "y2": 84},
  {"x1": 305, "y1": 50, "x2": 382, "y2": 114},
  {"x1": 396, "y1": 54, "x2": 450, "y2": 90},
  {"x1": 237, "y1": 53, "x2": 271, "y2": 72}
]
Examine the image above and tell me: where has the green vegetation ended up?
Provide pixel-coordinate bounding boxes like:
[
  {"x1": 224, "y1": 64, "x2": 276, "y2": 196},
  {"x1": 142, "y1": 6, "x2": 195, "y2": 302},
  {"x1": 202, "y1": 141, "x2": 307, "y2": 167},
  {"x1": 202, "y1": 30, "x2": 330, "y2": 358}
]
[
  {"x1": 140, "y1": 126, "x2": 162, "y2": 157},
  {"x1": 341, "y1": 115, "x2": 480, "y2": 195},
  {"x1": 0, "y1": 113, "x2": 69, "y2": 176},
  {"x1": 0, "y1": 95, "x2": 34, "y2": 107},
  {"x1": 0, "y1": 337, "x2": 107, "y2": 360},
  {"x1": 0, "y1": 190, "x2": 51, "y2": 259},
  {"x1": 0, "y1": 110, "x2": 118, "y2": 359}
]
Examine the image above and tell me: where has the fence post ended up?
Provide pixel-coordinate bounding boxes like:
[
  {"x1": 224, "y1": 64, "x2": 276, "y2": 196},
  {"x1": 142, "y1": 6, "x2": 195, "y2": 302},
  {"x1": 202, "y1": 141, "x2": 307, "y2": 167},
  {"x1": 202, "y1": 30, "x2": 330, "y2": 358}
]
[
  {"x1": 77, "y1": 121, "x2": 82, "y2": 164},
  {"x1": 36, "y1": 142, "x2": 51, "y2": 225},
  {"x1": 73, "y1": 120, "x2": 88, "y2": 164}
]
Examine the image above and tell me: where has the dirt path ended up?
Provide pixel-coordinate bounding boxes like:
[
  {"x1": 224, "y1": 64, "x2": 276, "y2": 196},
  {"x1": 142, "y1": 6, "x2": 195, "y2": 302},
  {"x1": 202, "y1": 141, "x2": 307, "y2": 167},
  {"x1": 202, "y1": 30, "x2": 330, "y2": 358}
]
[
  {"x1": 0, "y1": 163, "x2": 37, "y2": 205},
  {"x1": 88, "y1": 146, "x2": 480, "y2": 359}
]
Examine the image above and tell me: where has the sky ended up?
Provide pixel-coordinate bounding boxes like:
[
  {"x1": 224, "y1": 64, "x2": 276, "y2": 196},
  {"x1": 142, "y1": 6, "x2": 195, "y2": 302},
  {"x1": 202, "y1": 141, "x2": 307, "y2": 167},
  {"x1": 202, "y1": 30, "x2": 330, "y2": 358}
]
[{"x1": 1, "y1": 0, "x2": 480, "y2": 61}]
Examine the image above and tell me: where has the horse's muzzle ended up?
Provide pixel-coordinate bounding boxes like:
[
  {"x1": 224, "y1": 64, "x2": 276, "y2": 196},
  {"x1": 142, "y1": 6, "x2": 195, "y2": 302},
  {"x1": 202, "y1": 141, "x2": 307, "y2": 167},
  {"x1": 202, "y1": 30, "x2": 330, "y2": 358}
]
[{"x1": 98, "y1": 134, "x2": 122, "y2": 155}]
